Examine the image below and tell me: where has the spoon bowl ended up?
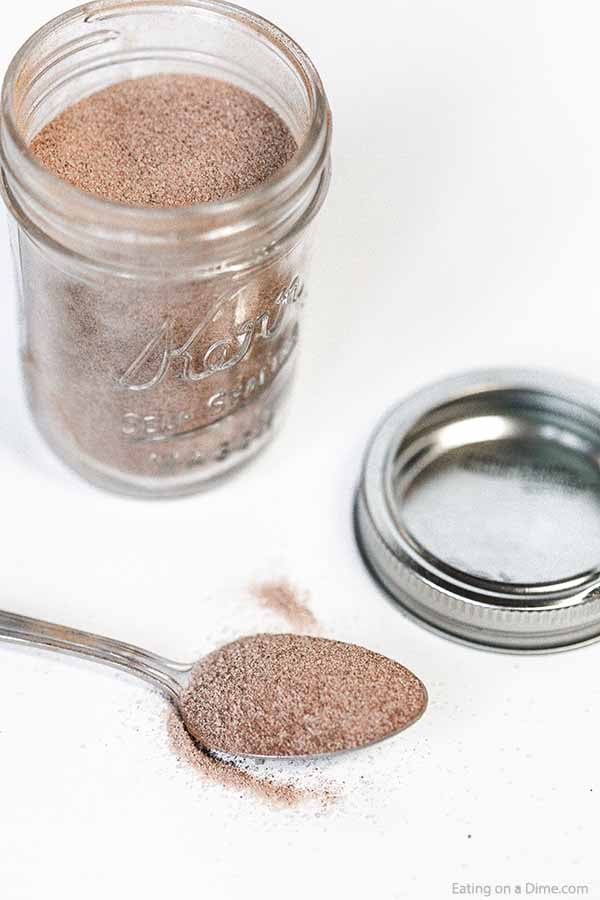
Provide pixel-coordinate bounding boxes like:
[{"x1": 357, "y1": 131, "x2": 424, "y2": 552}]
[{"x1": 0, "y1": 609, "x2": 427, "y2": 759}]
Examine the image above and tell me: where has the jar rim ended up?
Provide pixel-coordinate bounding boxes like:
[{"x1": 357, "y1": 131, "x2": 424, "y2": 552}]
[{"x1": 1, "y1": 0, "x2": 331, "y2": 240}]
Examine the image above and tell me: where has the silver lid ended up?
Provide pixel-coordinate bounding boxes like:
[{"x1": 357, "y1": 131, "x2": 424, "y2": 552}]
[{"x1": 355, "y1": 369, "x2": 600, "y2": 652}]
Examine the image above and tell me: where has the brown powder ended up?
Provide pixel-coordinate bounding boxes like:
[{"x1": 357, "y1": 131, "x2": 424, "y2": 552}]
[
  {"x1": 166, "y1": 709, "x2": 330, "y2": 808},
  {"x1": 30, "y1": 74, "x2": 297, "y2": 206},
  {"x1": 22, "y1": 73, "x2": 306, "y2": 490},
  {"x1": 180, "y1": 633, "x2": 427, "y2": 757},
  {"x1": 250, "y1": 580, "x2": 318, "y2": 631}
]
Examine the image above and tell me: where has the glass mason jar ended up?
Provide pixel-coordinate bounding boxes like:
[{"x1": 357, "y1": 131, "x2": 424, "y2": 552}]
[{"x1": 0, "y1": 0, "x2": 331, "y2": 497}]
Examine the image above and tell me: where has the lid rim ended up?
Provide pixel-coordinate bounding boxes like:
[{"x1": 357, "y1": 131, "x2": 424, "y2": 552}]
[
  {"x1": 356, "y1": 491, "x2": 600, "y2": 653},
  {"x1": 357, "y1": 368, "x2": 600, "y2": 653}
]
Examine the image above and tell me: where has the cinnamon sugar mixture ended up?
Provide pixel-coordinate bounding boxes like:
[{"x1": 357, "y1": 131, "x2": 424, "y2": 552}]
[
  {"x1": 166, "y1": 709, "x2": 331, "y2": 808},
  {"x1": 180, "y1": 633, "x2": 427, "y2": 758},
  {"x1": 250, "y1": 580, "x2": 318, "y2": 631},
  {"x1": 31, "y1": 74, "x2": 297, "y2": 205},
  {"x1": 23, "y1": 74, "x2": 303, "y2": 487}
]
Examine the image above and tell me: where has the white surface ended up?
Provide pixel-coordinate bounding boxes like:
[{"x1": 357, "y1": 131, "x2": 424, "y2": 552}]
[{"x1": 0, "y1": 1, "x2": 598, "y2": 897}]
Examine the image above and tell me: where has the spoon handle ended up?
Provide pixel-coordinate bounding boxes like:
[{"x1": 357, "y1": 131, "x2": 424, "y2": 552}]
[{"x1": 0, "y1": 608, "x2": 190, "y2": 702}]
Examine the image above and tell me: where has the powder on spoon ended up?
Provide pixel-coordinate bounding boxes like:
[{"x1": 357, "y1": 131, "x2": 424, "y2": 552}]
[
  {"x1": 30, "y1": 74, "x2": 297, "y2": 205},
  {"x1": 180, "y1": 633, "x2": 427, "y2": 757}
]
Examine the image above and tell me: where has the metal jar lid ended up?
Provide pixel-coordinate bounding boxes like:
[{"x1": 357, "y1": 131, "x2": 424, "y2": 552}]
[{"x1": 355, "y1": 369, "x2": 600, "y2": 652}]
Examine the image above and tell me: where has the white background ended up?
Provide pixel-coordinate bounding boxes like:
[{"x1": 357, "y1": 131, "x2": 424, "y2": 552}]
[{"x1": 0, "y1": 1, "x2": 598, "y2": 898}]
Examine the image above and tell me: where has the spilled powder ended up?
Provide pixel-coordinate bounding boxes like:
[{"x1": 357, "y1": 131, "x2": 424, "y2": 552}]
[
  {"x1": 30, "y1": 74, "x2": 297, "y2": 206},
  {"x1": 180, "y1": 633, "x2": 428, "y2": 758},
  {"x1": 250, "y1": 579, "x2": 318, "y2": 631},
  {"x1": 166, "y1": 709, "x2": 333, "y2": 808}
]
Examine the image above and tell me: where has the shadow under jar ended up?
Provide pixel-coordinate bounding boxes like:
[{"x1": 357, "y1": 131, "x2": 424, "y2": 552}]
[{"x1": 0, "y1": 0, "x2": 331, "y2": 497}]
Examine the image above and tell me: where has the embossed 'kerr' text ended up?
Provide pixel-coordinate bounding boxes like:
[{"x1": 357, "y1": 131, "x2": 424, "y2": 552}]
[{"x1": 118, "y1": 276, "x2": 303, "y2": 392}]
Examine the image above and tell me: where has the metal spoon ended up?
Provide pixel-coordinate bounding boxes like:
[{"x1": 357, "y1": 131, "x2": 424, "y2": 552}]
[{"x1": 0, "y1": 608, "x2": 426, "y2": 758}]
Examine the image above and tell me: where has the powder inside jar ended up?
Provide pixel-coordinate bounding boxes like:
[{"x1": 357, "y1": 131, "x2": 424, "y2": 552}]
[
  {"x1": 180, "y1": 633, "x2": 427, "y2": 757},
  {"x1": 30, "y1": 74, "x2": 297, "y2": 206},
  {"x1": 22, "y1": 73, "x2": 305, "y2": 490}
]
